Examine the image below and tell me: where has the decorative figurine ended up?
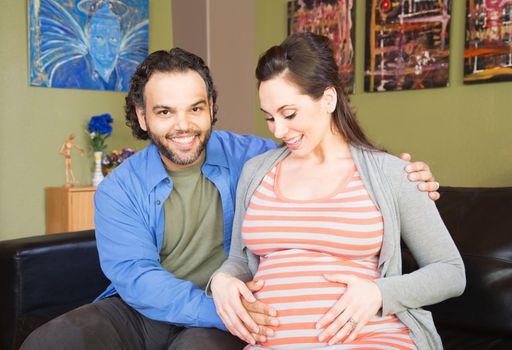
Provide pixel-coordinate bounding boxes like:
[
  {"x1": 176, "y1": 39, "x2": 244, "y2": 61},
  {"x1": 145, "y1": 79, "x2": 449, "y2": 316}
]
[{"x1": 59, "y1": 133, "x2": 85, "y2": 187}]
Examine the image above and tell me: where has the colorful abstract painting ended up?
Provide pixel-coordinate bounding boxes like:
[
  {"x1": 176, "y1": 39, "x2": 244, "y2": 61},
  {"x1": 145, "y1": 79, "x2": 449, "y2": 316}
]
[
  {"x1": 365, "y1": 0, "x2": 451, "y2": 92},
  {"x1": 464, "y1": 0, "x2": 512, "y2": 84},
  {"x1": 28, "y1": 0, "x2": 149, "y2": 91},
  {"x1": 288, "y1": 0, "x2": 355, "y2": 93}
]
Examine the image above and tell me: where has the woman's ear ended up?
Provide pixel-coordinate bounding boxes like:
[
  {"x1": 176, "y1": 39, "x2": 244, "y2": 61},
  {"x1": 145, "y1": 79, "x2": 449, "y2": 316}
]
[{"x1": 323, "y1": 86, "x2": 337, "y2": 113}]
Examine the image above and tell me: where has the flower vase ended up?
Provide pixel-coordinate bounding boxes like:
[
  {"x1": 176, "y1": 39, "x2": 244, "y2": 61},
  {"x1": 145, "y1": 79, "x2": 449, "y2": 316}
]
[{"x1": 92, "y1": 151, "x2": 104, "y2": 187}]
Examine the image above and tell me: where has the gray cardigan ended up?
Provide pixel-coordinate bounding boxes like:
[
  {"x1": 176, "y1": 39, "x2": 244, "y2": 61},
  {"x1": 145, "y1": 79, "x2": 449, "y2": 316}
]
[{"x1": 213, "y1": 146, "x2": 466, "y2": 350}]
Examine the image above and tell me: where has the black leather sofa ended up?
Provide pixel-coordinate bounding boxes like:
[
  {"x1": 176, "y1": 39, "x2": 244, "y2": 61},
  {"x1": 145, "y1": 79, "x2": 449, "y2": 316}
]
[
  {"x1": 0, "y1": 230, "x2": 109, "y2": 350},
  {"x1": 1, "y1": 187, "x2": 511, "y2": 349}
]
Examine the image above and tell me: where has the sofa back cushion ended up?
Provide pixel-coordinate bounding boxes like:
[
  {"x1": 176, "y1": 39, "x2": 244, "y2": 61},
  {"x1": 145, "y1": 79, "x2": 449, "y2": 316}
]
[
  {"x1": 404, "y1": 187, "x2": 512, "y2": 336},
  {"x1": 0, "y1": 230, "x2": 109, "y2": 349}
]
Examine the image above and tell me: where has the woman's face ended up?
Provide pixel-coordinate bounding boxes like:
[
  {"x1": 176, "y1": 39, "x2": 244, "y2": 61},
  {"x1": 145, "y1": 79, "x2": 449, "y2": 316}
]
[{"x1": 258, "y1": 74, "x2": 336, "y2": 158}]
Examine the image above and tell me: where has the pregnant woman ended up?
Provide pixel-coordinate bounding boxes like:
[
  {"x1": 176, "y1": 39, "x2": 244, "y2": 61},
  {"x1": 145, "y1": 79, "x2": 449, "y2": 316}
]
[{"x1": 210, "y1": 32, "x2": 465, "y2": 350}]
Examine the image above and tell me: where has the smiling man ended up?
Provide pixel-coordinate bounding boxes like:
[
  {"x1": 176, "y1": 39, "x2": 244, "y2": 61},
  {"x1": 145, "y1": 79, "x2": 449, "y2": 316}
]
[
  {"x1": 21, "y1": 48, "x2": 439, "y2": 350},
  {"x1": 136, "y1": 70, "x2": 213, "y2": 170}
]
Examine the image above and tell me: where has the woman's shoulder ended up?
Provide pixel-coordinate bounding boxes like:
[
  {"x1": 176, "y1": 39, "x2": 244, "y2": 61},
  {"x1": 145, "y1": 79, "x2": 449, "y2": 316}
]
[
  {"x1": 236, "y1": 147, "x2": 288, "y2": 199},
  {"x1": 354, "y1": 147, "x2": 408, "y2": 176},
  {"x1": 243, "y1": 146, "x2": 287, "y2": 171},
  {"x1": 380, "y1": 152, "x2": 409, "y2": 177}
]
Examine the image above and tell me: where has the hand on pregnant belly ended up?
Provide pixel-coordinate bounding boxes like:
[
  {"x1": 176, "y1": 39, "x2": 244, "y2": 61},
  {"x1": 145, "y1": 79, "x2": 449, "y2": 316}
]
[
  {"x1": 211, "y1": 272, "x2": 278, "y2": 345},
  {"x1": 316, "y1": 274, "x2": 383, "y2": 345}
]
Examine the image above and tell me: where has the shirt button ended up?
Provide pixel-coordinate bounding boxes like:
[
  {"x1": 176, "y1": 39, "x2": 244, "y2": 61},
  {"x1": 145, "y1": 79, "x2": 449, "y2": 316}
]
[
  {"x1": 156, "y1": 200, "x2": 161, "y2": 205},
  {"x1": 164, "y1": 178, "x2": 170, "y2": 184}
]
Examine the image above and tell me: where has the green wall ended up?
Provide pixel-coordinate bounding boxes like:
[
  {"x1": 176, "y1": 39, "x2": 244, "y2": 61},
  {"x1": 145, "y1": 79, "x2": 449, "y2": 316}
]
[
  {"x1": 255, "y1": 0, "x2": 512, "y2": 187},
  {"x1": 1, "y1": 0, "x2": 511, "y2": 240},
  {"x1": 0, "y1": 0, "x2": 172, "y2": 240}
]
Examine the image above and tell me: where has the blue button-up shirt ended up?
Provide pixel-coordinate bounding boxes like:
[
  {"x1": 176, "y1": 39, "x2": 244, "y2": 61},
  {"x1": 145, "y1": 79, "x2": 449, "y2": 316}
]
[{"x1": 94, "y1": 131, "x2": 276, "y2": 330}]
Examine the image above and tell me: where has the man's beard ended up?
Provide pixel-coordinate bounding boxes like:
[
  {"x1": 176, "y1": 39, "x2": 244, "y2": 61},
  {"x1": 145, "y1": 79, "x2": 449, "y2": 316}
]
[{"x1": 148, "y1": 128, "x2": 211, "y2": 167}]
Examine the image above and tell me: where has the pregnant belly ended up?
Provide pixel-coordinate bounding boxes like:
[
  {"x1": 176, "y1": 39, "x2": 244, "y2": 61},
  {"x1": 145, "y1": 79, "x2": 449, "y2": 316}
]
[{"x1": 252, "y1": 250, "x2": 380, "y2": 349}]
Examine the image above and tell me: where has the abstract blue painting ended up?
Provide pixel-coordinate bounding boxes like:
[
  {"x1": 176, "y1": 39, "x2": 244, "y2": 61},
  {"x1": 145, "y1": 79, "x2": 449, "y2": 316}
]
[{"x1": 28, "y1": 0, "x2": 149, "y2": 91}]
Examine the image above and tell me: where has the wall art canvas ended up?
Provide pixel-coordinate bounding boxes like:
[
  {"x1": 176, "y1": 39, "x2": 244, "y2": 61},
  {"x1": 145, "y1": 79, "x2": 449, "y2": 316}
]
[
  {"x1": 464, "y1": 0, "x2": 512, "y2": 84},
  {"x1": 365, "y1": 0, "x2": 451, "y2": 92},
  {"x1": 288, "y1": 0, "x2": 355, "y2": 93},
  {"x1": 28, "y1": 0, "x2": 149, "y2": 91}
]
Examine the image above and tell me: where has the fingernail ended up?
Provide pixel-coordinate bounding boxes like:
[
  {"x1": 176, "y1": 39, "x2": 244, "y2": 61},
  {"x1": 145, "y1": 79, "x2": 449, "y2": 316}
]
[
  {"x1": 269, "y1": 308, "x2": 277, "y2": 316},
  {"x1": 315, "y1": 323, "x2": 321, "y2": 329},
  {"x1": 271, "y1": 318, "x2": 279, "y2": 326},
  {"x1": 318, "y1": 335, "x2": 324, "y2": 341}
]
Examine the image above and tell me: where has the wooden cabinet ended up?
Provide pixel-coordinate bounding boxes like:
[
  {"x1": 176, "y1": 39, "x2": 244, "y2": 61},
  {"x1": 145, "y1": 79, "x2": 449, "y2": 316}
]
[{"x1": 45, "y1": 187, "x2": 96, "y2": 234}]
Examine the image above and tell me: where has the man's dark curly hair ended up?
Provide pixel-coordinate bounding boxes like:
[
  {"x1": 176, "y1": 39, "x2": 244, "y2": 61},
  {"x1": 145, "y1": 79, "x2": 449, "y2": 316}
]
[{"x1": 125, "y1": 48, "x2": 218, "y2": 140}]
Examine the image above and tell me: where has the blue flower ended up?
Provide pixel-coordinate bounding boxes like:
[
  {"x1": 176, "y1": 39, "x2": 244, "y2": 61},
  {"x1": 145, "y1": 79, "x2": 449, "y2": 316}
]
[
  {"x1": 88, "y1": 113, "x2": 113, "y2": 135},
  {"x1": 87, "y1": 113, "x2": 113, "y2": 152}
]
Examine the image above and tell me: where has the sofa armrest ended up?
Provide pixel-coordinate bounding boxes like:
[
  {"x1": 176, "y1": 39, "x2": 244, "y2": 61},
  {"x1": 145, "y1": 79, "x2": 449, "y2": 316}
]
[{"x1": 0, "y1": 230, "x2": 110, "y2": 350}]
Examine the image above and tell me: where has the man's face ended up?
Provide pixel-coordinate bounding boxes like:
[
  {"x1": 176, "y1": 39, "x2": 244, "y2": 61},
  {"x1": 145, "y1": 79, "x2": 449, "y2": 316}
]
[{"x1": 136, "y1": 70, "x2": 213, "y2": 170}]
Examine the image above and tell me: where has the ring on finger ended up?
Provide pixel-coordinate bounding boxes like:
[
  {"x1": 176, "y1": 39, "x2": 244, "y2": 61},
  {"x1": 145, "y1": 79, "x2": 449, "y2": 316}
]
[{"x1": 347, "y1": 317, "x2": 358, "y2": 329}]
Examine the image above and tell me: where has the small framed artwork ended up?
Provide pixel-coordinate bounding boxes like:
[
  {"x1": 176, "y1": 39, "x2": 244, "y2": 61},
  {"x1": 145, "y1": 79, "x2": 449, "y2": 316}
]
[
  {"x1": 28, "y1": 0, "x2": 149, "y2": 91},
  {"x1": 365, "y1": 0, "x2": 452, "y2": 92},
  {"x1": 464, "y1": 0, "x2": 512, "y2": 84},
  {"x1": 288, "y1": 0, "x2": 355, "y2": 93}
]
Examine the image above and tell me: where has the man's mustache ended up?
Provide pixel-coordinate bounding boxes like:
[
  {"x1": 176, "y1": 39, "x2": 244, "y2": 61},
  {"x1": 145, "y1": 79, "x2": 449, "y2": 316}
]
[{"x1": 165, "y1": 129, "x2": 201, "y2": 139}]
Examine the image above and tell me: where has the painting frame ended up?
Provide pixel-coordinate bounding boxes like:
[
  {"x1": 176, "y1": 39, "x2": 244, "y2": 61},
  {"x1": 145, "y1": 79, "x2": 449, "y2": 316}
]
[
  {"x1": 288, "y1": 0, "x2": 356, "y2": 93},
  {"x1": 464, "y1": 0, "x2": 512, "y2": 85},
  {"x1": 364, "y1": 0, "x2": 452, "y2": 92},
  {"x1": 28, "y1": 0, "x2": 149, "y2": 92}
]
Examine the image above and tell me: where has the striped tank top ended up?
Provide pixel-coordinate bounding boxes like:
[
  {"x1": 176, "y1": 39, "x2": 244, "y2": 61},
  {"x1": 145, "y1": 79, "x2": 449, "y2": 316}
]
[{"x1": 242, "y1": 162, "x2": 415, "y2": 350}]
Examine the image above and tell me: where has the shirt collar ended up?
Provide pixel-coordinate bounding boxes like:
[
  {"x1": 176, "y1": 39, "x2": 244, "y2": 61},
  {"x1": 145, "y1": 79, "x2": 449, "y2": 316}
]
[
  {"x1": 145, "y1": 143, "x2": 170, "y2": 192},
  {"x1": 204, "y1": 131, "x2": 229, "y2": 168}
]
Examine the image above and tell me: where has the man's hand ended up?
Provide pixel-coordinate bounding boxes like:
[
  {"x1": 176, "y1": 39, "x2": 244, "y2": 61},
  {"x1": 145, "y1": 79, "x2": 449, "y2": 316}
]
[
  {"x1": 242, "y1": 280, "x2": 279, "y2": 343},
  {"x1": 400, "y1": 153, "x2": 440, "y2": 201},
  {"x1": 210, "y1": 273, "x2": 260, "y2": 345}
]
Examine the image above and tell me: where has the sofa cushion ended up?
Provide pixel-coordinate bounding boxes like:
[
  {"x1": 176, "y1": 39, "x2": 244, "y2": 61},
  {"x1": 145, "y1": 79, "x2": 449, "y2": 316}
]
[
  {"x1": 403, "y1": 187, "x2": 512, "y2": 343},
  {"x1": 433, "y1": 187, "x2": 512, "y2": 335}
]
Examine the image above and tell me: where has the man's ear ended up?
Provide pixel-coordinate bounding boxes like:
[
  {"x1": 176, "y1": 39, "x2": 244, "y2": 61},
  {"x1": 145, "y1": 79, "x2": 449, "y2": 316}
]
[
  {"x1": 135, "y1": 106, "x2": 148, "y2": 131},
  {"x1": 209, "y1": 98, "x2": 214, "y2": 122},
  {"x1": 322, "y1": 87, "x2": 337, "y2": 113}
]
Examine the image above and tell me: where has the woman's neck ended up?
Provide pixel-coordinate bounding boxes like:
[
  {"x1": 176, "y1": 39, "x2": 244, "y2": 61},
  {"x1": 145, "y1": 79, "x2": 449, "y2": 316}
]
[{"x1": 289, "y1": 131, "x2": 351, "y2": 165}]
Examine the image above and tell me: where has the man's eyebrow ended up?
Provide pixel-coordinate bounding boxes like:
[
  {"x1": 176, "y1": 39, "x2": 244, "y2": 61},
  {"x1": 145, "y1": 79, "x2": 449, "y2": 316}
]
[
  {"x1": 151, "y1": 100, "x2": 207, "y2": 112},
  {"x1": 152, "y1": 104, "x2": 173, "y2": 112},
  {"x1": 191, "y1": 100, "x2": 208, "y2": 107}
]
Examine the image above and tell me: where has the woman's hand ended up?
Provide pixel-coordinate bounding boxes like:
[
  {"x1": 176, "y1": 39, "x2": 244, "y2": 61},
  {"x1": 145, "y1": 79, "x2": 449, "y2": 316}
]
[
  {"x1": 316, "y1": 274, "x2": 383, "y2": 345},
  {"x1": 211, "y1": 273, "x2": 276, "y2": 345}
]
